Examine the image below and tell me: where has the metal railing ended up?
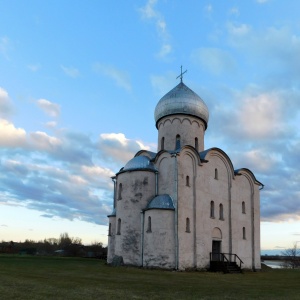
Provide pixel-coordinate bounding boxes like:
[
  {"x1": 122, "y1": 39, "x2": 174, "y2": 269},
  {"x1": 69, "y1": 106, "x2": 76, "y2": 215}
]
[{"x1": 210, "y1": 252, "x2": 244, "y2": 269}]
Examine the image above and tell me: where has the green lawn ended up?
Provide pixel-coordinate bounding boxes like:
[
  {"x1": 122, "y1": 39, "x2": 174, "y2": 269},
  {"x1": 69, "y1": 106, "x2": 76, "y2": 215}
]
[{"x1": 0, "y1": 255, "x2": 299, "y2": 299}]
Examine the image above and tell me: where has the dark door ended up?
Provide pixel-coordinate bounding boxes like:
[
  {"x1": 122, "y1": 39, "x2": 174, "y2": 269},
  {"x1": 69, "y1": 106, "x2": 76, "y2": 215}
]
[{"x1": 212, "y1": 241, "x2": 221, "y2": 261}]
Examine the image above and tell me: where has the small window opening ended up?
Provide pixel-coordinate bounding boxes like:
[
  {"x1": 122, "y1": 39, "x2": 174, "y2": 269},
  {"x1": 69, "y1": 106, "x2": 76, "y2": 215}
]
[
  {"x1": 108, "y1": 223, "x2": 112, "y2": 236},
  {"x1": 147, "y1": 216, "x2": 152, "y2": 233},
  {"x1": 118, "y1": 183, "x2": 122, "y2": 200},
  {"x1": 176, "y1": 134, "x2": 181, "y2": 150},
  {"x1": 210, "y1": 201, "x2": 215, "y2": 218},
  {"x1": 219, "y1": 204, "x2": 224, "y2": 220},
  {"x1": 243, "y1": 227, "x2": 246, "y2": 240},
  {"x1": 214, "y1": 168, "x2": 218, "y2": 180},
  {"x1": 186, "y1": 175, "x2": 190, "y2": 187},
  {"x1": 242, "y1": 201, "x2": 246, "y2": 214},
  {"x1": 186, "y1": 218, "x2": 191, "y2": 233},
  {"x1": 195, "y1": 137, "x2": 199, "y2": 151},
  {"x1": 117, "y1": 218, "x2": 121, "y2": 235},
  {"x1": 161, "y1": 137, "x2": 165, "y2": 151}
]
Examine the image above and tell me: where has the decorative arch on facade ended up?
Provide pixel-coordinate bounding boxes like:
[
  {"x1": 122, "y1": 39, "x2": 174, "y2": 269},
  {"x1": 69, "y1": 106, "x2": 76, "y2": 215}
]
[
  {"x1": 235, "y1": 168, "x2": 264, "y2": 190},
  {"x1": 180, "y1": 145, "x2": 203, "y2": 166},
  {"x1": 199, "y1": 147, "x2": 235, "y2": 183},
  {"x1": 212, "y1": 227, "x2": 222, "y2": 239},
  {"x1": 158, "y1": 115, "x2": 205, "y2": 130}
]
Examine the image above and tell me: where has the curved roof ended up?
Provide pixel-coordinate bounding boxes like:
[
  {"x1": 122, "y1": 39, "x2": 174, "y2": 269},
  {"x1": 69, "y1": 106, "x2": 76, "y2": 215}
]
[
  {"x1": 119, "y1": 156, "x2": 157, "y2": 173},
  {"x1": 145, "y1": 194, "x2": 175, "y2": 210},
  {"x1": 107, "y1": 207, "x2": 116, "y2": 217},
  {"x1": 154, "y1": 82, "x2": 209, "y2": 129}
]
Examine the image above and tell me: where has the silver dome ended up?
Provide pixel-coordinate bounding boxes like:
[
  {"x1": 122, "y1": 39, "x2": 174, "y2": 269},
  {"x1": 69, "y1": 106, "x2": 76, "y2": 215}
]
[
  {"x1": 146, "y1": 194, "x2": 175, "y2": 210},
  {"x1": 122, "y1": 156, "x2": 157, "y2": 172},
  {"x1": 154, "y1": 82, "x2": 209, "y2": 128}
]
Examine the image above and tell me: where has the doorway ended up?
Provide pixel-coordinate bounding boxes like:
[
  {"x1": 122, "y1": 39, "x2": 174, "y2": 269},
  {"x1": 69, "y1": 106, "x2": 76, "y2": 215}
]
[{"x1": 212, "y1": 240, "x2": 221, "y2": 261}]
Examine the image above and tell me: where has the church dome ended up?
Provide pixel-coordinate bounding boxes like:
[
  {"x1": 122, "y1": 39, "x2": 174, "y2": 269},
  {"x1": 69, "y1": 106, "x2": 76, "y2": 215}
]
[
  {"x1": 122, "y1": 156, "x2": 157, "y2": 172},
  {"x1": 154, "y1": 82, "x2": 209, "y2": 129}
]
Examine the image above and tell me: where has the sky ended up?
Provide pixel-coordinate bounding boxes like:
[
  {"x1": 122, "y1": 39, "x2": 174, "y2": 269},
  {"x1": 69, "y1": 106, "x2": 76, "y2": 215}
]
[{"x1": 0, "y1": 0, "x2": 300, "y2": 253}]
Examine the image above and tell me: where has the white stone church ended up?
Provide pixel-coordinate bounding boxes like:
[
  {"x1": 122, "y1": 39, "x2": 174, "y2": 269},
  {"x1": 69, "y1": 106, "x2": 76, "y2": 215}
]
[{"x1": 107, "y1": 75, "x2": 263, "y2": 271}]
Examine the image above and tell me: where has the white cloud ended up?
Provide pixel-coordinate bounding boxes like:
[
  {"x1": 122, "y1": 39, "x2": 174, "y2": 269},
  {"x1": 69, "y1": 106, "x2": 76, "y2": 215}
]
[
  {"x1": 93, "y1": 63, "x2": 131, "y2": 91},
  {"x1": 150, "y1": 72, "x2": 176, "y2": 97},
  {"x1": 30, "y1": 131, "x2": 62, "y2": 151},
  {"x1": 256, "y1": 0, "x2": 269, "y2": 3},
  {"x1": 139, "y1": 0, "x2": 172, "y2": 58},
  {"x1": 61, "y1": 65, "x2": 80, "y2": 78},
  {"x1": 0, "y1": 37, "x2": 11, "y2": 59},
  {"x1": 98, "y1": 133, "x2": 150, "y2": 165},
  {"x1": 37, "y1": 99, "x2": 61, "y2": 117},
  {"x1": 191, "y1": 47, "x2": 236, "y2": 75},
  {"x1": 45, "y1": 121, "x2": 57, "y2": 128},
  {"x1": 0, "y1": 119, "x2": 27, "y2": 147},
  {"x1": 229, "y1": 7, "x2": 239, "y2": 16},
  {"x1": 205, "y1": 4, "x2": 213, "y2": 13},
  {"x1": 227, "y1": 22, "x2": 251, "y2": 37},
  {"x1": 237, "y1": 92, "x2": 283, "y2": 139},
  {"x1": 0, "y1": 87, "x2": 13, "y2": 118},
  {"x1": 27, "y1": 64, "x2": 41, "y2": 72}
]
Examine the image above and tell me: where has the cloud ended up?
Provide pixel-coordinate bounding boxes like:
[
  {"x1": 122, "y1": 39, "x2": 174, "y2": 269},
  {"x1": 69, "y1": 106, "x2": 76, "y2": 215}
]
[
  {"x1": 139, "y1": 0, "x2": 172, "y2": 58},
  {"x1": 27, "y1": 64, "x2": 41, "y2": 72},
  {"x1": 256, "y1": 0, "x2": 269, "y2": 3},
  {"x1": 0, "y1": 119, "x2": 27, "y2": 147},
  {"x1": 150, "y1": 72, "x2": 177, "y2": 96},
  {"x1": 98, "y1": 133, "x2": 151, "y2": 166},
  {"x1": 93, "y1": 63, "x2": 131, "y2": 91},
  {"x1": 0, "y1": 36, "x2": 11, "y2": 59},
  {"x1": 0, "y1": 87, "x2": 14, "y2": 118},
  {"x1": 61, "y1": 65, "x2": 80, "y2": 78},
  {"x1": 30, "y1": 131, "x2": 62, "y2": 151},
  {"x1": 36, "y1": 99, "x2": 61, "y2": 117},
  {"x1": 191, "y1": 47, "x2": 236, "y2": 75},
  {"x1": 229, "y1": 7, "x2": 239, "y2": 16},
  {"x1": 204, "y1": 4, "x2": 213, "y2": 13}
]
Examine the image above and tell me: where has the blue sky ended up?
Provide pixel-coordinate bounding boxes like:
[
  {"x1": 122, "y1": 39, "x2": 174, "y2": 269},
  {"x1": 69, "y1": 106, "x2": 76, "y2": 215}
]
[{"x1": 1, "y1": 0, "x2": 300, "y2": 252}]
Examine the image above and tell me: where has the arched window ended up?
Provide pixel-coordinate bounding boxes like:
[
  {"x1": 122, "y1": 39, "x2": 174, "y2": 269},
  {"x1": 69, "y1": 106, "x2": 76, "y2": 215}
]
[
  {"x1": 118, "y1": 183, "x2": 122, "y2": 200},
  {"x1": 117, "y1": 218, "x2": 121, "y2": 235},
  {"x1": 186, "y1": 218, "x2": 191, "y2": 233},
  {"x1": 219, "y1": 204, "x2": 224, "y2": 220},
  {"x1": 108, "y1": 223, "x2": 112, "y2": 236},
  {"x1": 195, "y1": 137, "x2": 199, "y2": 151},
  {"x1": 186, "y1": 175, "x2": 190, "y2": 187},
  {"x1": 210, "y1": 201, "x2": 215, "y2": 218},
  {"x1": 147, "y1": 216, "x2": 152, "y2": 233},
  {"x1": 176, "y1": 134, "x2": 181, "y2": 149},
  {"x1": 161, "y1": 137, "x2": 165, "y2": 150},
  {"x1": 243, "y1": 227, "x2": 246, "y2": 239},
  {"x1": 214, "y1": 168, "x2": 218, "y2": 180},
  {"x1": 242, "y1": 201, "x2": 246, "y2": 214}
]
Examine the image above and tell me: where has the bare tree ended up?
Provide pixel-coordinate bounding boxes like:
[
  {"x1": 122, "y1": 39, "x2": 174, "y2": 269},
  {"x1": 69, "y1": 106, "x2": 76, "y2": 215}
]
[{"x1": 281, "y1": 242, "x2": 300, "y2": 269}]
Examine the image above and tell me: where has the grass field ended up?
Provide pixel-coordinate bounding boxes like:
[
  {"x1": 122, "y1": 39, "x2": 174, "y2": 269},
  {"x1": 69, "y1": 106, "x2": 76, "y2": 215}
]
[{"x1": 0, "y1": 255, "x2": 299, "y2": 299}]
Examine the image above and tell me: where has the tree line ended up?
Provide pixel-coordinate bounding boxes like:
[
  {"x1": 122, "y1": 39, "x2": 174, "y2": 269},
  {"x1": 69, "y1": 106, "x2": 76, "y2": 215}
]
[{"x1": 0, "y1": 232, "x2": 107, "y2": 259}]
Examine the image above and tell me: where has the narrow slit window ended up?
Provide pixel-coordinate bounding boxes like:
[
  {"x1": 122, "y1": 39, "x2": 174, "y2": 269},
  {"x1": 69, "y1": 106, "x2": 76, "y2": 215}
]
[
  {"x1": 118, "y1": 183, "x2": 122, "y2": 200},
  {"x1": 161, "y1": 137, "x2": 165, "y2": 151},
  {"x1": 117, "y1": 218, "x2": 121, "y2": 235},
  {"x1": 242, "y1": 201, "x2": 246, "y2": 214},
  {"x1": 176, "y1": 134, "x2": 181, "y2": 149},
  {"x1": 214, "y1": 168, "x2": 218, "y2": 180},
  {"x1": 243, "y1": 227, "x2": 246, "y2": 239},
  {"x1": 108, "y1": 223, "x2": 112, "y2": 236},
  {"x1": 219, "y1": 204, "x2": 224, "y2": 220},
  {"x1": 186, "y1": 175, "x2": 190, "y2": 187},
  {"x1": 147, "y1": 216, "x2": 152, "y2": 233},
  {"x1": 186, "y1": 218, "x2": 191, "y2": 233},
  {"x1": 210, "y1": 201, "x2": 215, "y2": 218},
  {"x1": 195, "y1": 137, "x2": 199, "y2": 151}
]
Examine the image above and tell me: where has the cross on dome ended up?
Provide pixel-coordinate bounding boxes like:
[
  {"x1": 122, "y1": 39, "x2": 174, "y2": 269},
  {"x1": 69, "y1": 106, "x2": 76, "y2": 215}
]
[{"x1": 176, "y1": 65, "x2": 187, "y2": 83}]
